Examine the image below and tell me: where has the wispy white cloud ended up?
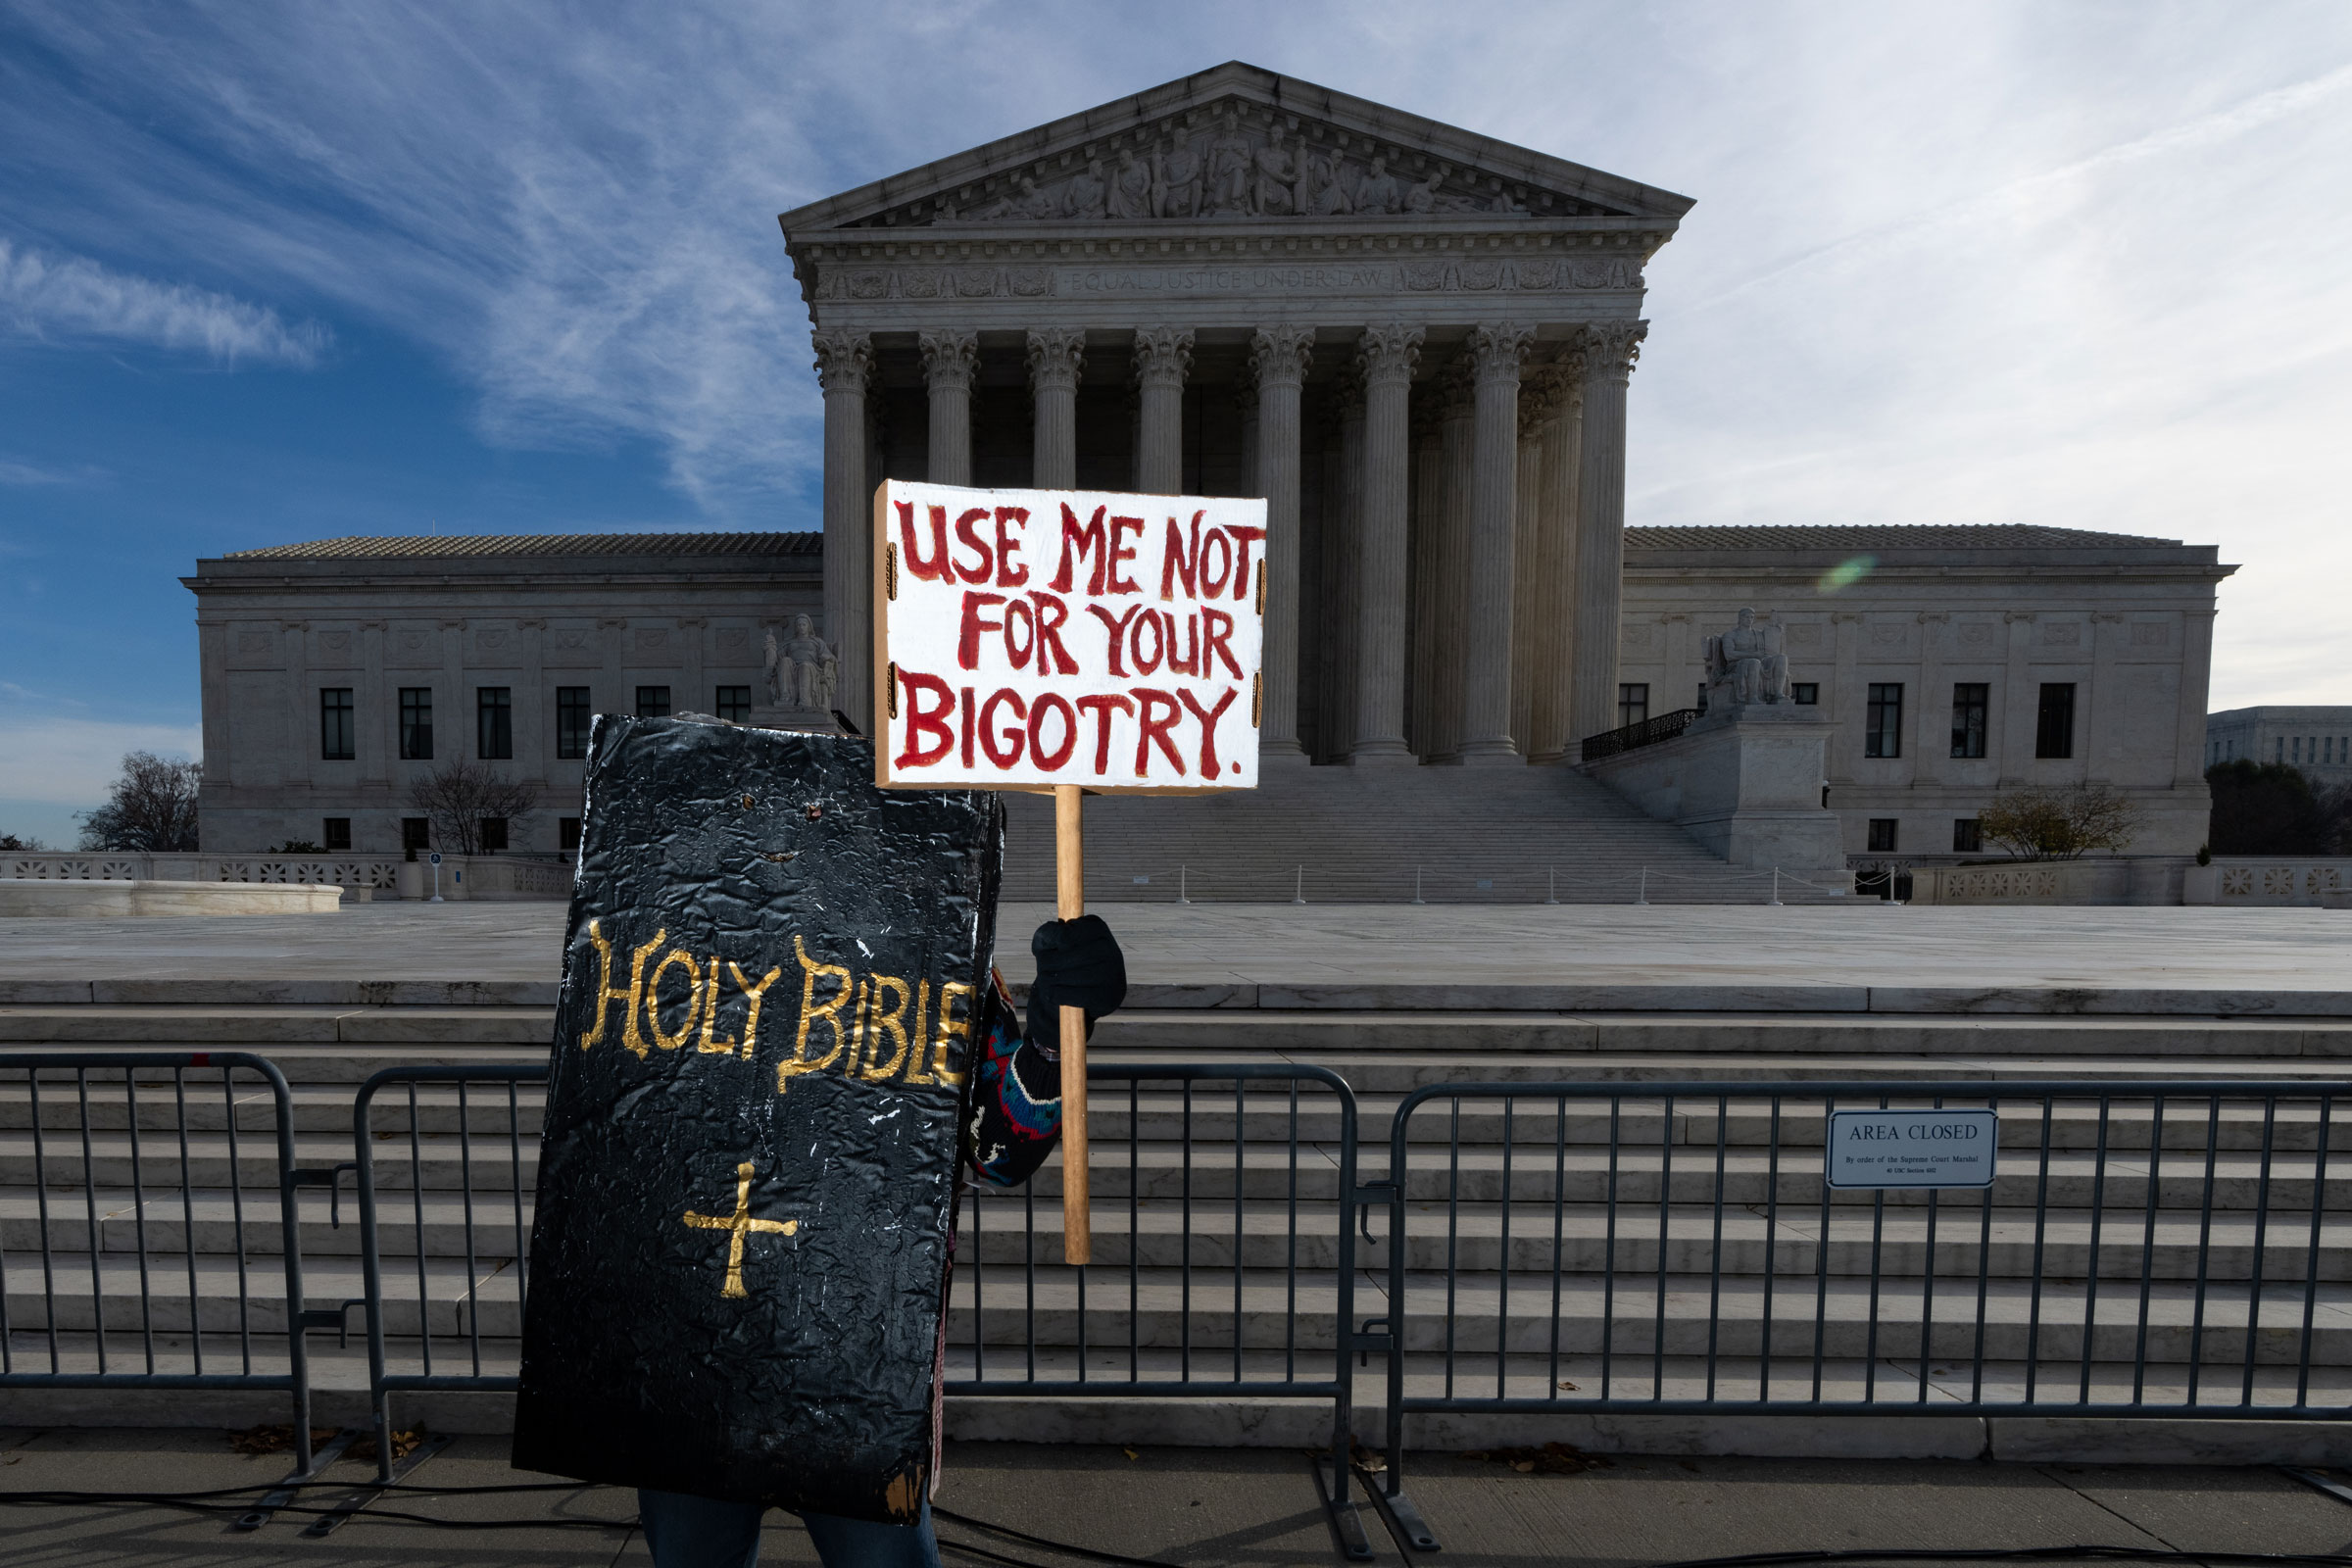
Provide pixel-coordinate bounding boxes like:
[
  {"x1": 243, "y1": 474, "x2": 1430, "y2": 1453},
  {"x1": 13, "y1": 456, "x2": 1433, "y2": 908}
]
[
  {"x1": 0, "y1": 454, "x2": 84, "y2": 485},
  {"x1": 0, "y1": 237, "x2": 329, "y2": 366},
  {"x1": 0, "y1": 1, "x2": 2348, "y2": 705}
]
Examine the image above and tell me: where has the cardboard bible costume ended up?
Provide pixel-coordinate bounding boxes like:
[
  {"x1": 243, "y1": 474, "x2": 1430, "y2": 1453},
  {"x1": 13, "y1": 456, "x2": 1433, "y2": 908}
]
[{"x1": 512, "y1": 715, "x2": 1003, "y2": 1522}]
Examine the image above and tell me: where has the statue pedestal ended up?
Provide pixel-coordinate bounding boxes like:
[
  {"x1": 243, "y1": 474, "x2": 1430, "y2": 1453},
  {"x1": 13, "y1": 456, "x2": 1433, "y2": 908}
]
[
  {"x1": 1583, "y1": 704, "x2": 1846, "y2": 872},
  {"x1": 747, "y1": 705, "x2": 841, "y2": 736}
]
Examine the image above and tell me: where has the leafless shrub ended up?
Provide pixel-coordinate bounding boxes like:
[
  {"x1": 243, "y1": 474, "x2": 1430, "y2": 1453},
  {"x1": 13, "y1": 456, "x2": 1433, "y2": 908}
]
[
  {"x1": 1979, "y1": 781, "x2": 2141, "y2": 860},
  {"x1": 407, "y1": 761, "x2": 536, "y2": 857}
]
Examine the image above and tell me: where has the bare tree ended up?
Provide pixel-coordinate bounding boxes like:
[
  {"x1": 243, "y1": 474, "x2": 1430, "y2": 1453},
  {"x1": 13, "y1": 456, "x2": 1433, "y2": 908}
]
[
  {"x1": 1978, "y1": 781, "x2": 2142, "y2": 860},
  {"x1": 0, "y1": 833, "x2": 47, "y2": 852},
  {"x1": 408, "y1": 761, "x2": 536, "y2": 857},
  {"x1": 77, "y1": 752, "x2": 203, "y2": 852}
]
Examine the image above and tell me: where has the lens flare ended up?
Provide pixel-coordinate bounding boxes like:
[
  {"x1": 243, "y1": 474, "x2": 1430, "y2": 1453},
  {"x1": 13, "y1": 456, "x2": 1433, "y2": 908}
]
[{"x1": 1817, "y1": 555, "x2": 1876, "y2": 594}]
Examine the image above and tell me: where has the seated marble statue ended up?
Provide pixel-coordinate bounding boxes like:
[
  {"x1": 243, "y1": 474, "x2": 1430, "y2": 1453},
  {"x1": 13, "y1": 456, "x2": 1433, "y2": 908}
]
[{"x1": 1702, "y1": 607, "x2": 1790, "y2": 710}]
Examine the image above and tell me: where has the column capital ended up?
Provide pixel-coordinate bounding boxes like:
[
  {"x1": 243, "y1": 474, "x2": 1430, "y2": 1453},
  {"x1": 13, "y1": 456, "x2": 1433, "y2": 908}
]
[
  {"x1": 1249, "y1": 324, "x2": 1314, "y2": 391},
  {"x1": 1577, "y1": 318, "x2": 1648, "y2": 383},
  {"x1": 917, "y1": 328, "x2": 979, "y2": 391},
  {"x1": 1469, "y1": 321, "x2": 1536, "y2": 384},
  {"x1": 1353, "y1": 322, "x2": 1424, "y2": 388},
  {"x1": 1131, "y1": 326, "x2": 1195, "y2": 390},
  {"x1": 1025, "y1": 327, "x2": 1086, "y2": 393},
  {"x1": 811, "y1": 328, "x2": 873, "y2": 395}
]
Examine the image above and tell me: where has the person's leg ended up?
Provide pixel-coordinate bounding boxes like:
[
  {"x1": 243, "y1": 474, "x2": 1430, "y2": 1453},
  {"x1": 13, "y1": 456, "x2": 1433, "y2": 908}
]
[
  {"x1": 638, "y1": 1488, "x2": 767, "y2": 1568},
  {"x1": 797, "y1": 1497, "x2": 943, "y2": 1568}
]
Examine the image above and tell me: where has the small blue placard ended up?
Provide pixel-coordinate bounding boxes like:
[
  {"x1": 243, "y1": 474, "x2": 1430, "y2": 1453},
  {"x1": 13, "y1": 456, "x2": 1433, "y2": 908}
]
[{"x1": 1826, "y1": 1108, "x2": 1997, "y2": 1190}]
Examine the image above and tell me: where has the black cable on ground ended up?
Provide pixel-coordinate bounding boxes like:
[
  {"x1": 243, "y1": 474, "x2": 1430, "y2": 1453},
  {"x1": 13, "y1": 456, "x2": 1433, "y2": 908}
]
[{"x1": 1643, "y1": 1551, "x2": 2352, "y2": 1568}]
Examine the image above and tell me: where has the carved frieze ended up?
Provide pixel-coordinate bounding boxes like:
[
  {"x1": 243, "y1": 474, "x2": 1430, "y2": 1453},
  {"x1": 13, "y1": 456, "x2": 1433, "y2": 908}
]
[
  {"x1": 810, "y1": 252, "x2": 1642, "y2": 305},
  {"x1": 847, "y1": 98, "x2": 1623, "y2": 231}
]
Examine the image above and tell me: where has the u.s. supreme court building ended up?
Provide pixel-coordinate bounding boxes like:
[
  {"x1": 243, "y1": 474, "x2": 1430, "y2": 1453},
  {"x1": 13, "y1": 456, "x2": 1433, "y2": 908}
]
[{"x1": 184, "y1": 64, "x2": 2232, "y2": 889}]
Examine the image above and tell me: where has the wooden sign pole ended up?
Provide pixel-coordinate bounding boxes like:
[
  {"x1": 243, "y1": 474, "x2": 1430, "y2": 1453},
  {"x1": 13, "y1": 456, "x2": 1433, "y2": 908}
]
[{"x1": 1054, "y1": 783, "x2": 1091, "y2": 1265}]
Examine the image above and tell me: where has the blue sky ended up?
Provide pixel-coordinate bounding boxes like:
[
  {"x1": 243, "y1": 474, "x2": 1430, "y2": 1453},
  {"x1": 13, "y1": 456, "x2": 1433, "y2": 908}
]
[{"x1": 4, "y1": 2, "x2": 2350, "y2": 845}]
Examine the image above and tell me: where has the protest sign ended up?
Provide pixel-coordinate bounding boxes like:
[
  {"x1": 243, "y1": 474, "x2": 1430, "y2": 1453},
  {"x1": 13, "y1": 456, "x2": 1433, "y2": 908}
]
[
  {"x1": 873, "y1": 480, "x2": 1266, "y2": 792},
  {"x1": 513, "y1": 716, "x2": 1001, "y2": 1521},
  {"x1": 872, "y1": 480, "x2": 1263, "y2": 1261}
]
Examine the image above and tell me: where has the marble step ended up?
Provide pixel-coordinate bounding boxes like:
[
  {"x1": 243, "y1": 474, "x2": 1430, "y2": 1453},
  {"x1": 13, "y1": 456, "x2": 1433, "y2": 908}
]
[
  {"x1": 7, "y1": 1081, "x2": 2340, "y2": 1155},
  {"x1": 11, "y1": 1187, "x2": 2344, "y2": 1288}
]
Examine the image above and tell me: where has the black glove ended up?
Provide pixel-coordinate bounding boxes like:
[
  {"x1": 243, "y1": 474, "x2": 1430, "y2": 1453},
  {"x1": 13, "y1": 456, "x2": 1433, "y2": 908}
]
[{"x1": 1025, "y1": 914, "x2": 1127, "y2": 1051}]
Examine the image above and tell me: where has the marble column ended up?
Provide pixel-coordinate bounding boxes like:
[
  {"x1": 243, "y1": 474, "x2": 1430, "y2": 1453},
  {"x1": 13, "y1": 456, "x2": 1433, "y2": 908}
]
[
  {"x1": 1132, "y1": 327, "x2": 1193, "y2": 495},
  {"x1": 1407, "y1": 391, "x2": 1445, "y2": 757},
  {"x1": 813, "y1": 328, "x2": 874, "y2": 732},
  {"x1": 1351, "y1": 326, "x2": 1421, "y2": 764},
  {"x1": 1428, "y1": 358, "x2": 1477, "y2": 760},
  {"x1": 1527, "y1": 361, "x2": 1584, "y2": 762},
  {"x1": 1025, "y1": 328, "x2": 1086, "y2": 489},
  {"x1": 1507, "y1": 379, "x2": 1552, "y2": 754},
  {"x1": 1250, "y1": 325, "x2": 1313, "y2": 762},
  {"x1": 1327, "y1": 369, "x2": 1366, "y2": 760},
  {"x1": 1566, "y1": 319, "x2": 1646, "y2": 745},
  {"x1": 1457, "y1": 322, "x2": 1534, "y2": 764},
  {"x1": 918, "y1": 329, "x2": 978, "y2": 487}
]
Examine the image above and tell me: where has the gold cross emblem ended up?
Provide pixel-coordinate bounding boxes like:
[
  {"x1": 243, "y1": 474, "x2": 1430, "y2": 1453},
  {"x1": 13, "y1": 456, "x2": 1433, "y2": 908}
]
[{"x1": 682, "y1": 1161, "x2": 797, "y2": 1298}]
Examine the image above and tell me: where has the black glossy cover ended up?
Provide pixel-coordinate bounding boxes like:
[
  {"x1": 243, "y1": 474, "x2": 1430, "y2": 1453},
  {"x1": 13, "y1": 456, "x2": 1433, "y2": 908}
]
[{"x1": 512, "y1": 716, "x2": 1003, "y2": 1521}]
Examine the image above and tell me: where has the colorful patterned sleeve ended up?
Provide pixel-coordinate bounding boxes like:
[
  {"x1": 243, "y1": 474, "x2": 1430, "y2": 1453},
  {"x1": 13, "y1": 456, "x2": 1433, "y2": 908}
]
[{"x1": 963, "y1": 969, "x2": 1062, "y2": 1188}]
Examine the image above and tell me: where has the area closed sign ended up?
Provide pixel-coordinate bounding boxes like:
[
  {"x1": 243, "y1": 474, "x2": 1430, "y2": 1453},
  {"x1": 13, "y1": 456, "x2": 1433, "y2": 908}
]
[
  {"x1": 1825, "y1": 1109, "x2": 1998, "y2": 1190},
  {"x1": 874, "y1": 480, "x2": 1265, "y2": 792}
]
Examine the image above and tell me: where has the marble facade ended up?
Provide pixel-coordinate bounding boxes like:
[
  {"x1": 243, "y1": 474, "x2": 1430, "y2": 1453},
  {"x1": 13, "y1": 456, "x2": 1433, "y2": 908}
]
[
  {"x1": 182, "y1": 534, "x2": 820, "y2": 855},
  {"x1": 779, "y1": 61, "x2": 1690, "y2": 762},
  {"x1": 1616, "y1": 526, "x2": 2234, "y2": 861}
]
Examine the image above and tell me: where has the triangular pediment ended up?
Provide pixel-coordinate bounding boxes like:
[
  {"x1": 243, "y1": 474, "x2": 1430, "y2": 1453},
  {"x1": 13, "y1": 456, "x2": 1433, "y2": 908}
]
[{"x1": 780, "y1": 62, "x2": 1693, "y2": 236}]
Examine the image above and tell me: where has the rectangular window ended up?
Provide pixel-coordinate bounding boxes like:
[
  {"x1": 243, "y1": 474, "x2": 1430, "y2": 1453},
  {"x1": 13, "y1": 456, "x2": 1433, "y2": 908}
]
[
  {"x1": 714, "y1": 685, "x2": 752, "y2": 723},
  {"x1": 401, "y1": 817, "x2": 431, "y2": 857},
  {"x1": 2277, "y1": 736, "x2": 2285, "y2": 763},
  {"x1": 476, "y1": 687, "x2": 513, "y2": 760},
  {"x1": 1865, "y1": 683, "x2": 1904, "y2": 759},
  {"x1": 1694, "y1": 681, "x2": 1709, "y2": 714},
  {"x1": 319, "y1": 688, "x2": 355, "y2": 760},
  {"x1": 2292, "y1": 736, "x2": 2303, "y2": 763},
  {"x1": 323, "y1": 816, "x2": 352, "y2": 852},
  {"x1": 1867, "y1": 817, "x2": 1899, "y2": 853},
  {"x1": 1790, "y1": 682, "x2": 1818, "y2": 706},
  {"x1": 399, "y1": 688, "x2": 433, "y2": 760},
  {"x1": 636, "y1": 685, "x2": 671, "y2": 719},
  {"x1": 2035, "y1": 683, "x2": 2077, "y2": 759},
  {"x1": 557, "y1": 687, "x2": 592, "y2": 760},
  {"x1": 1949, "y1": 682, "x2": 1988, "y2": 759},
  {"x1": 1952, "y1": 818, "x2": 1982, "y2": 854},
  {"x1": 479, "y1": 816, "x2": 508, "y2": 853},
  {"x1": 1617, "y1": 683, "x2": 1649, "y2": 728},
  {"x1": 560, "y1": 816, "x2": 582, "y2": 855}
]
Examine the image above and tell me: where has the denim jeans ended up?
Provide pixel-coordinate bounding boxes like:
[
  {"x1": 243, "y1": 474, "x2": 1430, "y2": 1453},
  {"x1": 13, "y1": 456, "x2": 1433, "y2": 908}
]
[{"x1": 637, "y1": 1488, "x2": 943, "y2": 1568}]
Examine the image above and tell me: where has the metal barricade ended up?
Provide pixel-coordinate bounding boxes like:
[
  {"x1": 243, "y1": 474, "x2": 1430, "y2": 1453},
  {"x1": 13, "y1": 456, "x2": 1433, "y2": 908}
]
[
  {"x1": 0, "y1": 1051, "x2": 328, "y2": 1474},
  {"x1": 949, "y1": 1062, "x2": 1372, "y2": 1556},
  {"x1": 352, "y1": 1063, "x2": 543, "y2": 1480},
  {"x1": 1366, "y1": 1079, "x2": 2352, "y2": 1551}
]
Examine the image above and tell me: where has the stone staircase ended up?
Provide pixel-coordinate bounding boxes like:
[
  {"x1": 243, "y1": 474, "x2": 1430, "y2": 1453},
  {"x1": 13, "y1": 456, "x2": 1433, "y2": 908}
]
[
  {"x1": 3, "y1": 995, "x2": 2350, "y2": 1459},
  {"x1": 998, "y1": 760, "x2": 1827, "y2": 905}
]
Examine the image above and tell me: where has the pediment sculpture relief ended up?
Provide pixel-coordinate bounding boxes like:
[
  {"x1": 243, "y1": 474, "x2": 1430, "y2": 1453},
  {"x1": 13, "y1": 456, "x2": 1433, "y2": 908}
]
[{"x1": 858, "y1": 101, "x2": 1619, "y2": 228}]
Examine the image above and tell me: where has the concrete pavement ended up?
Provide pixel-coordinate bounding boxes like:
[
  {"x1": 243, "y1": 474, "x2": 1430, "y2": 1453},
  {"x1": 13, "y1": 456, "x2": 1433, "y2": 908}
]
[
  {"x1": 2, "y1": 901, "x2": 2348, "y2": 1013},
  {"x1": 3, "y1": 1428, "x2": 2351, "y2": 1566}
]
